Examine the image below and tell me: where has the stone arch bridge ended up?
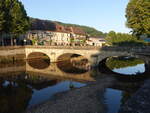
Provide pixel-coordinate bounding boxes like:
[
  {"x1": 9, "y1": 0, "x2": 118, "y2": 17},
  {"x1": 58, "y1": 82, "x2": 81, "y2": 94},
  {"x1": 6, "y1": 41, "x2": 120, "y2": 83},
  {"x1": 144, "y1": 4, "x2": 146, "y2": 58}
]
[{"x1": 0, "y1": 46, "x2": 150, "y2": 66}]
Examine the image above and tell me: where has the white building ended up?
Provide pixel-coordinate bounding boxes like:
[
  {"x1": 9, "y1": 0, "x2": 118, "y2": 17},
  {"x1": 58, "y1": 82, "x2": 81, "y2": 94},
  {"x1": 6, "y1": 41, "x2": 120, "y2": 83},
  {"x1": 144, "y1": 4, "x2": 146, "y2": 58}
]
[
  {"x1": 86, "y1": 37, "x2": 105, "y2": 46},
  {"x1": 27, "y1": 30, "x2": 71, "y2": 45}
]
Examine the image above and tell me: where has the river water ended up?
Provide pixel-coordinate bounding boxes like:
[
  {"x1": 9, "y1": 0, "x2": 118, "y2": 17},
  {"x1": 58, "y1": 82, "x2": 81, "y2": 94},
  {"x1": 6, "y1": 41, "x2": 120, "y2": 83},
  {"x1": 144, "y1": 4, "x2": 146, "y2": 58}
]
[{"x1": 0, "y1": 56, "x2": 149, "y2": 113}]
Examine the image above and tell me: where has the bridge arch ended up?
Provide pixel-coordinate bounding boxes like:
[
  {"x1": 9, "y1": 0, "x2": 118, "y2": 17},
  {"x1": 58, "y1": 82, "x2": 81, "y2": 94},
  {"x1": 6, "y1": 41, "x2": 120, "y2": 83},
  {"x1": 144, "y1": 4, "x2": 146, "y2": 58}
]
[
  {"x1": 93, "y1": 51, "x2": 130, "y2": 65},
  {"x1": 56, "y1": 53, "x2": 90, "y2": 74},
  {"x1": 57, "y1": 53, "x2": 89, "y2": 62},
  {"x1": 27, "y1": 52, "x2": 50, "y2": 69},
  {"x1": 95, "y1": 50, "x2": 150, "y2": 66},
  {"x1": 97, "y1": 55, "x2": 150, "y2": 82}
]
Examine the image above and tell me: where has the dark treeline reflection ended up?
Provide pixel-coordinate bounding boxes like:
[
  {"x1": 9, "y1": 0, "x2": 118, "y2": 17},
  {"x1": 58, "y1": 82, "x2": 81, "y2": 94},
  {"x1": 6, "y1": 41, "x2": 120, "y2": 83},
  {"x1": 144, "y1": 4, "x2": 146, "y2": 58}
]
[
  {"x1": 0, "y1": 73, "x2": 86, "y2": 113},
  {"x1": 0, "y1": 77, "x2": 32, "y2": 113}
]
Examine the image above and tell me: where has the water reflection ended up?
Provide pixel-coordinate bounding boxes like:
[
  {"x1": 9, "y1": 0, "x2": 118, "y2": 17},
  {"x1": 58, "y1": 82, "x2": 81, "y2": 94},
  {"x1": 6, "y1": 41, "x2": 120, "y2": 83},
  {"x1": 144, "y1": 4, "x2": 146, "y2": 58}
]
[
  {"x1": 113, "y1": 64, "x2": 145, "y2": 75},
  {"x1": 27, "y1": 52, "x2": 50, "y2": 69},
  {"x1": 29, "y1": 80, "x2": 86, "y2": 107},
  {"x1": 105, "y1": 80, "x2": 144, "y2": 113},
  {"x1": 27, "y1": 58, "x2": 50, "y2": 69},
  {"x1": 0, "y1": 73, "x2": 86, "y2": 113},
  {"x1": 0, "y1": 57, "x2": 149, "y2": 113},
  {"x1": 106, "y1": 56, "x2": 145, "y2": 75},
  {"x1": 105, "y1": 88, "x2": 122, "y2": 113},
  {"x1": 57, "y1": 53, "x2": 89, "y2": 74},
  {"x1": 0, "y1": 78, "x2": 32, "y2": 113}
]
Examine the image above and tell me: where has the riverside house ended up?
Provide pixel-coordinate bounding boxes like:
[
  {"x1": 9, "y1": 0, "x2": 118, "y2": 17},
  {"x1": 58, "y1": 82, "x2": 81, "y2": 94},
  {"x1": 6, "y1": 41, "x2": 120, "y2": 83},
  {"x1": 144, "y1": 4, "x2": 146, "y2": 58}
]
[
  {"x1": 27, "y1": 25, "x2": 87, "y2": 46},
  {"x1": 27, "y1": 30, "x2": 71, "y2": 46},
  {"x1": 69, "y1": 27, "x2": 87, "y2": 46},
  {"x1": 86, "y1": 37, "x2": 106, "y2": 46}
]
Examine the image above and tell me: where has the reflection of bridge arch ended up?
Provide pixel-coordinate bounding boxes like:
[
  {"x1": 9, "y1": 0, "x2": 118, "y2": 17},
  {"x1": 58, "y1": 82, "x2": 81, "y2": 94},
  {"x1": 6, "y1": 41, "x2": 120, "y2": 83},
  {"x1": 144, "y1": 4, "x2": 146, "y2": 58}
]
[
  {"x1": 26, "y1": 62, "x2": 95, "y2": 82},
  {"x1": 57, "y1": 53, "x2": 88, "y2": 62},
  {"x1": 98, "y1": 57, "x2": 150, "y2": 83}
]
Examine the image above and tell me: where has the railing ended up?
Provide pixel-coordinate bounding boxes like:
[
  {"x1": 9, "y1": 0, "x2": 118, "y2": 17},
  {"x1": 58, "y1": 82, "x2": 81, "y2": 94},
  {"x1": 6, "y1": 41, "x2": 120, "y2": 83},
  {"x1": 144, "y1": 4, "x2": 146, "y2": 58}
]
[
  {"x1": 25, "y1": 45, "x2": 100, "y2": 50},
  {"x1": 1, "y1": 45, "x2": 150, "y2": 52},
  {"x1": 101, "y1": 46, "x2": 150, "y2": 53},
  {"x1": 0, "y1": 45, "x2": 101, "y2": 50},
  {"x1": 0, "y1": 46, "x2": 25, "y2": 50}
]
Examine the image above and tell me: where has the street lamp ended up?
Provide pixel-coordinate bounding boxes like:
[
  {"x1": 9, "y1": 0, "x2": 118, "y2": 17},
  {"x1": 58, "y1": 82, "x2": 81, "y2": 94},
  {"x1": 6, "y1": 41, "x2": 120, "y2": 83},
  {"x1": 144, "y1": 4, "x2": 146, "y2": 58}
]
[{"x1": 24, "y1": 39, "x2": 27, "y2": 45}]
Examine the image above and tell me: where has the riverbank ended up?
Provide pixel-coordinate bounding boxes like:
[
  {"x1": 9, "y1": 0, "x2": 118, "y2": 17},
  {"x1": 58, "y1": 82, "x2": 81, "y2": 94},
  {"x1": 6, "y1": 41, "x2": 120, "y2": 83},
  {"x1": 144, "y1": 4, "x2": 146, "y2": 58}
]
[
  {"x1": 118, "y1": 79, "x2": 150, "y2": 113},
  {"x1": 24, "y1": 76, "x2": 115, "y2": 113},
  {"x1": 24, "y1": 78, "x2": 150, "y2": 113}
]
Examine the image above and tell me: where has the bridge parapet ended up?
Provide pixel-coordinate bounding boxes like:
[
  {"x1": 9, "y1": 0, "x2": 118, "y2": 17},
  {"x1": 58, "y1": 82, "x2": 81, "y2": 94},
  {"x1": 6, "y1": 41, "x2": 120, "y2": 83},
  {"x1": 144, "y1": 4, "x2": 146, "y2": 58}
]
[
  {"x1": 25, "y1": 45, "x2": 100, "y2": 50},
  {"x1": 1, "y1": 46, "x2": 150, "y2": 67},
  {"x1": 101, "y1": 46, "x2": 150, "y2": 53}
]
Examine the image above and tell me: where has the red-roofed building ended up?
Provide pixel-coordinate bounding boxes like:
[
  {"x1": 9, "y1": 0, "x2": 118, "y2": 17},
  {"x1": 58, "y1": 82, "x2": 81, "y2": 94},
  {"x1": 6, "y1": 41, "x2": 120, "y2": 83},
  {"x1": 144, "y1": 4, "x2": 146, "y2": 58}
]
[{"x1": 27, "y1": 25, "x2": 87, "y2": 46}]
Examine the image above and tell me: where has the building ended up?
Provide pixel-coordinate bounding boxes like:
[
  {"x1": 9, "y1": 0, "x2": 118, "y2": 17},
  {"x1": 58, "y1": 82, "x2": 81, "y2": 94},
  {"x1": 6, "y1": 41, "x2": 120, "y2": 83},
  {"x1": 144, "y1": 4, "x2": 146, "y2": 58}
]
[
  {"x1": 27, "y1": 30, "x2": 71, "y2": 46},
  {"x1": 86, "y1": 37, "x2": 105, "y2": 46},
  {"x1": 27, "y1": 24, "x2": 87, "y2": 46},
  {"x1": 69, "y1": 27, "x2": 87, "y2": 46}
]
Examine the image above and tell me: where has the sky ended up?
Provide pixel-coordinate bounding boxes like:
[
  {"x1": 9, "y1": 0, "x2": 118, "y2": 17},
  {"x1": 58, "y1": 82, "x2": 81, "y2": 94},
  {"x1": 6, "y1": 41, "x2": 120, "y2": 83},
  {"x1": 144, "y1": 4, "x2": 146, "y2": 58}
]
[{"x1": 21, "y1": 0, "x2": 131, "y2": 33}]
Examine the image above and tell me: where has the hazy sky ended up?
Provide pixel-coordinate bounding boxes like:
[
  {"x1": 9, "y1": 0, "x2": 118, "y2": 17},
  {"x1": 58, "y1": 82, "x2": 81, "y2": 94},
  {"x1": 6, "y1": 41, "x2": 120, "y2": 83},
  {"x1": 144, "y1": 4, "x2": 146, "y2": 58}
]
[{"x1": 21, "y1": 0, "x2": 131, "y2": 33}]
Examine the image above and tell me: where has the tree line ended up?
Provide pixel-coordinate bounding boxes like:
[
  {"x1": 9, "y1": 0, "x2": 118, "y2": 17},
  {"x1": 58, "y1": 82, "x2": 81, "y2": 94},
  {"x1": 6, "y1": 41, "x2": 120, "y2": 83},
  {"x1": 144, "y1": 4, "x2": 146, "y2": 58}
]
[
  {"x1": 105, "y1": 31, "x2": 145, "y2": 46},
  {"x1": 106, "y1": 0, "x2": 150, "y2": 46}
]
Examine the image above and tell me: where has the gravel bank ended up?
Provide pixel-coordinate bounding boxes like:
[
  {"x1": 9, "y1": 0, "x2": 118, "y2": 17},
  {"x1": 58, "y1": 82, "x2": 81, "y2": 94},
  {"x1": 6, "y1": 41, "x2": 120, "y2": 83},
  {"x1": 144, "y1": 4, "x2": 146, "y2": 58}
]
[{"x1": 25, "y1": 76, "x2": 115, "y2": 113}]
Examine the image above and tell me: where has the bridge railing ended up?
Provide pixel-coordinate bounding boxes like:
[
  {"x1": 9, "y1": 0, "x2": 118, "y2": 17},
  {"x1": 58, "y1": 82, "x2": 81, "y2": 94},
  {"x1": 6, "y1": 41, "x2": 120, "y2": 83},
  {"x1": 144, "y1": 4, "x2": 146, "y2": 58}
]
[
  {"x1": 24, "y1": 45, "x2": 101, "y2": 50},
  {"x1": 0, "y1": 46, "x2": 25, "y2": 50},
  {"x1": 1, "y1": 45, "x2": 150, "y2": 52},
  {"x1": 101, "y1": 46, "x2": 150, "y2": 53},
  {"x1": 0, "y1": 45, "x2": 101, "y2": 50}
]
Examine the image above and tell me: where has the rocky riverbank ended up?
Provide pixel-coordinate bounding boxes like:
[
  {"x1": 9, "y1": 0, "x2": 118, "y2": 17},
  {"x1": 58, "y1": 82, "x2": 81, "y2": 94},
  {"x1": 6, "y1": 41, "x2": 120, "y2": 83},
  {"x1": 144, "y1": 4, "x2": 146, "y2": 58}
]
[{"x1": 118, "y1": 79, "x2": 150, "y2": 113}]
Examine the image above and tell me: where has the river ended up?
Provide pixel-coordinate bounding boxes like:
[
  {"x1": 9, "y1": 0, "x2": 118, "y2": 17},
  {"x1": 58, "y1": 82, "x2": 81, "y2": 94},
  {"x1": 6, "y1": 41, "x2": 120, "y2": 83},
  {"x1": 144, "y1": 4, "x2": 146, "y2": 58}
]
[{"x1": 0, "y1": 56, "x2": 149, "y2": 113}]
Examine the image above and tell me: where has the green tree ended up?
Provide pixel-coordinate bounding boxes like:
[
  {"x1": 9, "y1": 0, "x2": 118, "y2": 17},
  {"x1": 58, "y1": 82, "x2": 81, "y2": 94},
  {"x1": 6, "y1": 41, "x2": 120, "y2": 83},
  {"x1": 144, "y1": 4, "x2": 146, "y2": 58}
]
[
  {"x1": 126, "y1": 0, "x2": 150, "y2": 38},
  {"x1": 0, "y1": 0, "x2": 30, "y2": 45},
  {"x1": 0, "y1": 1, "x2": 5, "y2": 32},
  {"x1": 105, "y1": 31, "x2": 117, "y2": 45},
  {"x1": 105, "y1": 31, "x2": 144, "y2": 46},
  {"x1": 11, "y1": 1, "x2": 30, "y2": 34}
]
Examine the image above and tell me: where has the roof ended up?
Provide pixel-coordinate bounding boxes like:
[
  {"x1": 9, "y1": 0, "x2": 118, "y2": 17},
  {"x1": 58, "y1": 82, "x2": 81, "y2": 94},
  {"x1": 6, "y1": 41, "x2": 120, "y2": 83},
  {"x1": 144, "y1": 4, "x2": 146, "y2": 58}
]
[
  {"x1": 28, "y1": 26, "x2": 86, "y2": 35},
  {"x1": 30, "y1": 18, "x2": 86, "y2": 35}
]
